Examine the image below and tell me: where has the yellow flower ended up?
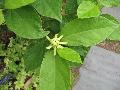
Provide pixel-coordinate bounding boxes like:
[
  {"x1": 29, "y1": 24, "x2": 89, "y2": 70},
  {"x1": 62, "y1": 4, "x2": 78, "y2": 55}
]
[{"x1": 46, "y1": 34, "x2": 68, "y2": 56}]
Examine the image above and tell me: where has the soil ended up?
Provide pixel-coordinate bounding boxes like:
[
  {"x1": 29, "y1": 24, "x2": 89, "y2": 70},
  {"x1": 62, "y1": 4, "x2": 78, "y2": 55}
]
[{"x1": 98, "y1": 40, "x2": 120, "y2": 54}]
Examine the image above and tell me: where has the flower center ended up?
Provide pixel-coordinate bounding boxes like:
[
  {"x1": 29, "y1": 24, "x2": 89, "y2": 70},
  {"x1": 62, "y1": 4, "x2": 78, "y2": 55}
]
[
  {"x1": 46, "y1": 34, "x2": 68, "y2": 56},
  {"x1": 51, "y1": 38, "x2": 60, "y2": 47}
]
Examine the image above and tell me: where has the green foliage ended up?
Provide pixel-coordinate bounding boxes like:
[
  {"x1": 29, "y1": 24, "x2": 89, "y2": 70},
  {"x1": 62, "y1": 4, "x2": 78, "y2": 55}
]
[
  {"x1": 77, "y1": 1, "x2": 100, "y2": 18},
  {"x1": 60, "y1": 16, "x2": 118, "y2": 46},
  {"x1": 99, "y1": 0, "x2": 120, "y2": 7},
  {"x1": 0, "y1": 10, "x2": 4, "y2": 24},
  {"x1": 102, "y1": 14, "x2": 119, "y2": 23},
  {"x1": 4, "y1": 0, "x2": 36, "y2": 9},
  {"x1": 32, "y1": 0, "x2": 62, "y2": 21},
  {"x1": 0, "y1": 0, "x2": 4, "y2": 8},
  {"x1": 42, "y1": 17, "x2": 60, "y2": 34},
  {"x1": 102, "y1": 14, "x2": 120, "y2": 40},
  {"x1": 65, "y1": 0, "x2": 78, "y2": 15},
  {"x1": 57, "y1": 47, "x2": 82, "y2": 63},
  {"x1": 77, "y1": 0, "x2": 96, "y2": 5},
  {"x1": 108, "y1": 27, "x2": 120, "y2": 40},
  {"x1": 5, "y1": 6, "x2": 49, "y2": 39},
  {"x1": 70, "y1": 46, "x2": 89, "y2": 59},
  {"x1": 0, "y1": 0, "x2": 120, "y2": 90},
  {"x1": 40, "y1": 51, "x2": 70, "y2": 90},
  {"x1": 0, "y1": 37, "x2": 29, "y2": 89},
  {"x1": 0, "y1": 85, "x2": 8, "y2": 90},
  {"x1": 24, "y1": 39, "x2": 47, "y2": 71}
]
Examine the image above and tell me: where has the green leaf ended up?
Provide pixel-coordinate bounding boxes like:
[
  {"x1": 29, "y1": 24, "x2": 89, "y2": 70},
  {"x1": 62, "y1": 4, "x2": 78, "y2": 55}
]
[
  {"x1": 62, "y1": 0, "x2": 78, "y2": 26},
  {"x1": 60, "y1": 16, "x2": 119, "y2": 46},
  {"x1": 77, "y1": 1, "x2": 100, "y2": 18},
  {"x1": 0, "y1": 0, "x2": 3, "y2": 9},
  {"x1": 0, "y1": 85, "x2": 8, "y2": 90},
  {"x1": 102, "y1": 14, "x2": 119, "y2": 24},
  {"x1": 62, "y1": 14, "x2": 77, "y2": 27},
  {"x1": 57, "y1": 47, "x2": 82, "y2": 63},
  {"x1": 102, "y1": 14, "x2": 120, "y2": 40},
  {"x1": 40, "y1": 51, "x2": 70, "y2": 90},
  {"x1": 108, "y1": 26, "x2": 120, "y2": 40},
  {"x1": 24, "y1": 39, "x2": 46, "y2": 71},
  {"x1": 70, "y1": 46, "x2": 89, "y2": 57},
  {"x1": 42, "y1": 17, "x2": 60, "y2": 34},
  {"x1": 5, "y1": 6, "x2": 49, "y2": 39},
  {"x1": 65, "y1": 0, "x2": 78, "y2": 15},
  {"x1": 0, "y1": 9, "x2": 4, "y2": 25},
  {"x1": 77, "y1": 0, "x2": 96, "y2": 5},
  {"x1": 99, "y1": 0, "x2": 120, "y2": 7},
  {"x1": 32, "y1": 0, "x2": 62, "y2": 21},
  {"x1": 77, "y1": 0, "x2": 82, "y2": 5},
  {"x1": 4, "y1": 0, "x2": 36, "y2": 9}
]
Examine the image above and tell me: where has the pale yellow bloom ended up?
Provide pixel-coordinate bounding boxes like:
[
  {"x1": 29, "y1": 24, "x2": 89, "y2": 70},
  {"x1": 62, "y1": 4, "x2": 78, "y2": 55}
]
[{"x1": 46, "y1": 34, "x2": 68, "y2": 56}]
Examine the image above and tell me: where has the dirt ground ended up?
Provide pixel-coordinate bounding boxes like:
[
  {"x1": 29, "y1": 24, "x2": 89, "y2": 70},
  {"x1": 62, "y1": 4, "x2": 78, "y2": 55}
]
[{"x1": 98, "y1": 40, "x2": 120, "y2": 53}]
